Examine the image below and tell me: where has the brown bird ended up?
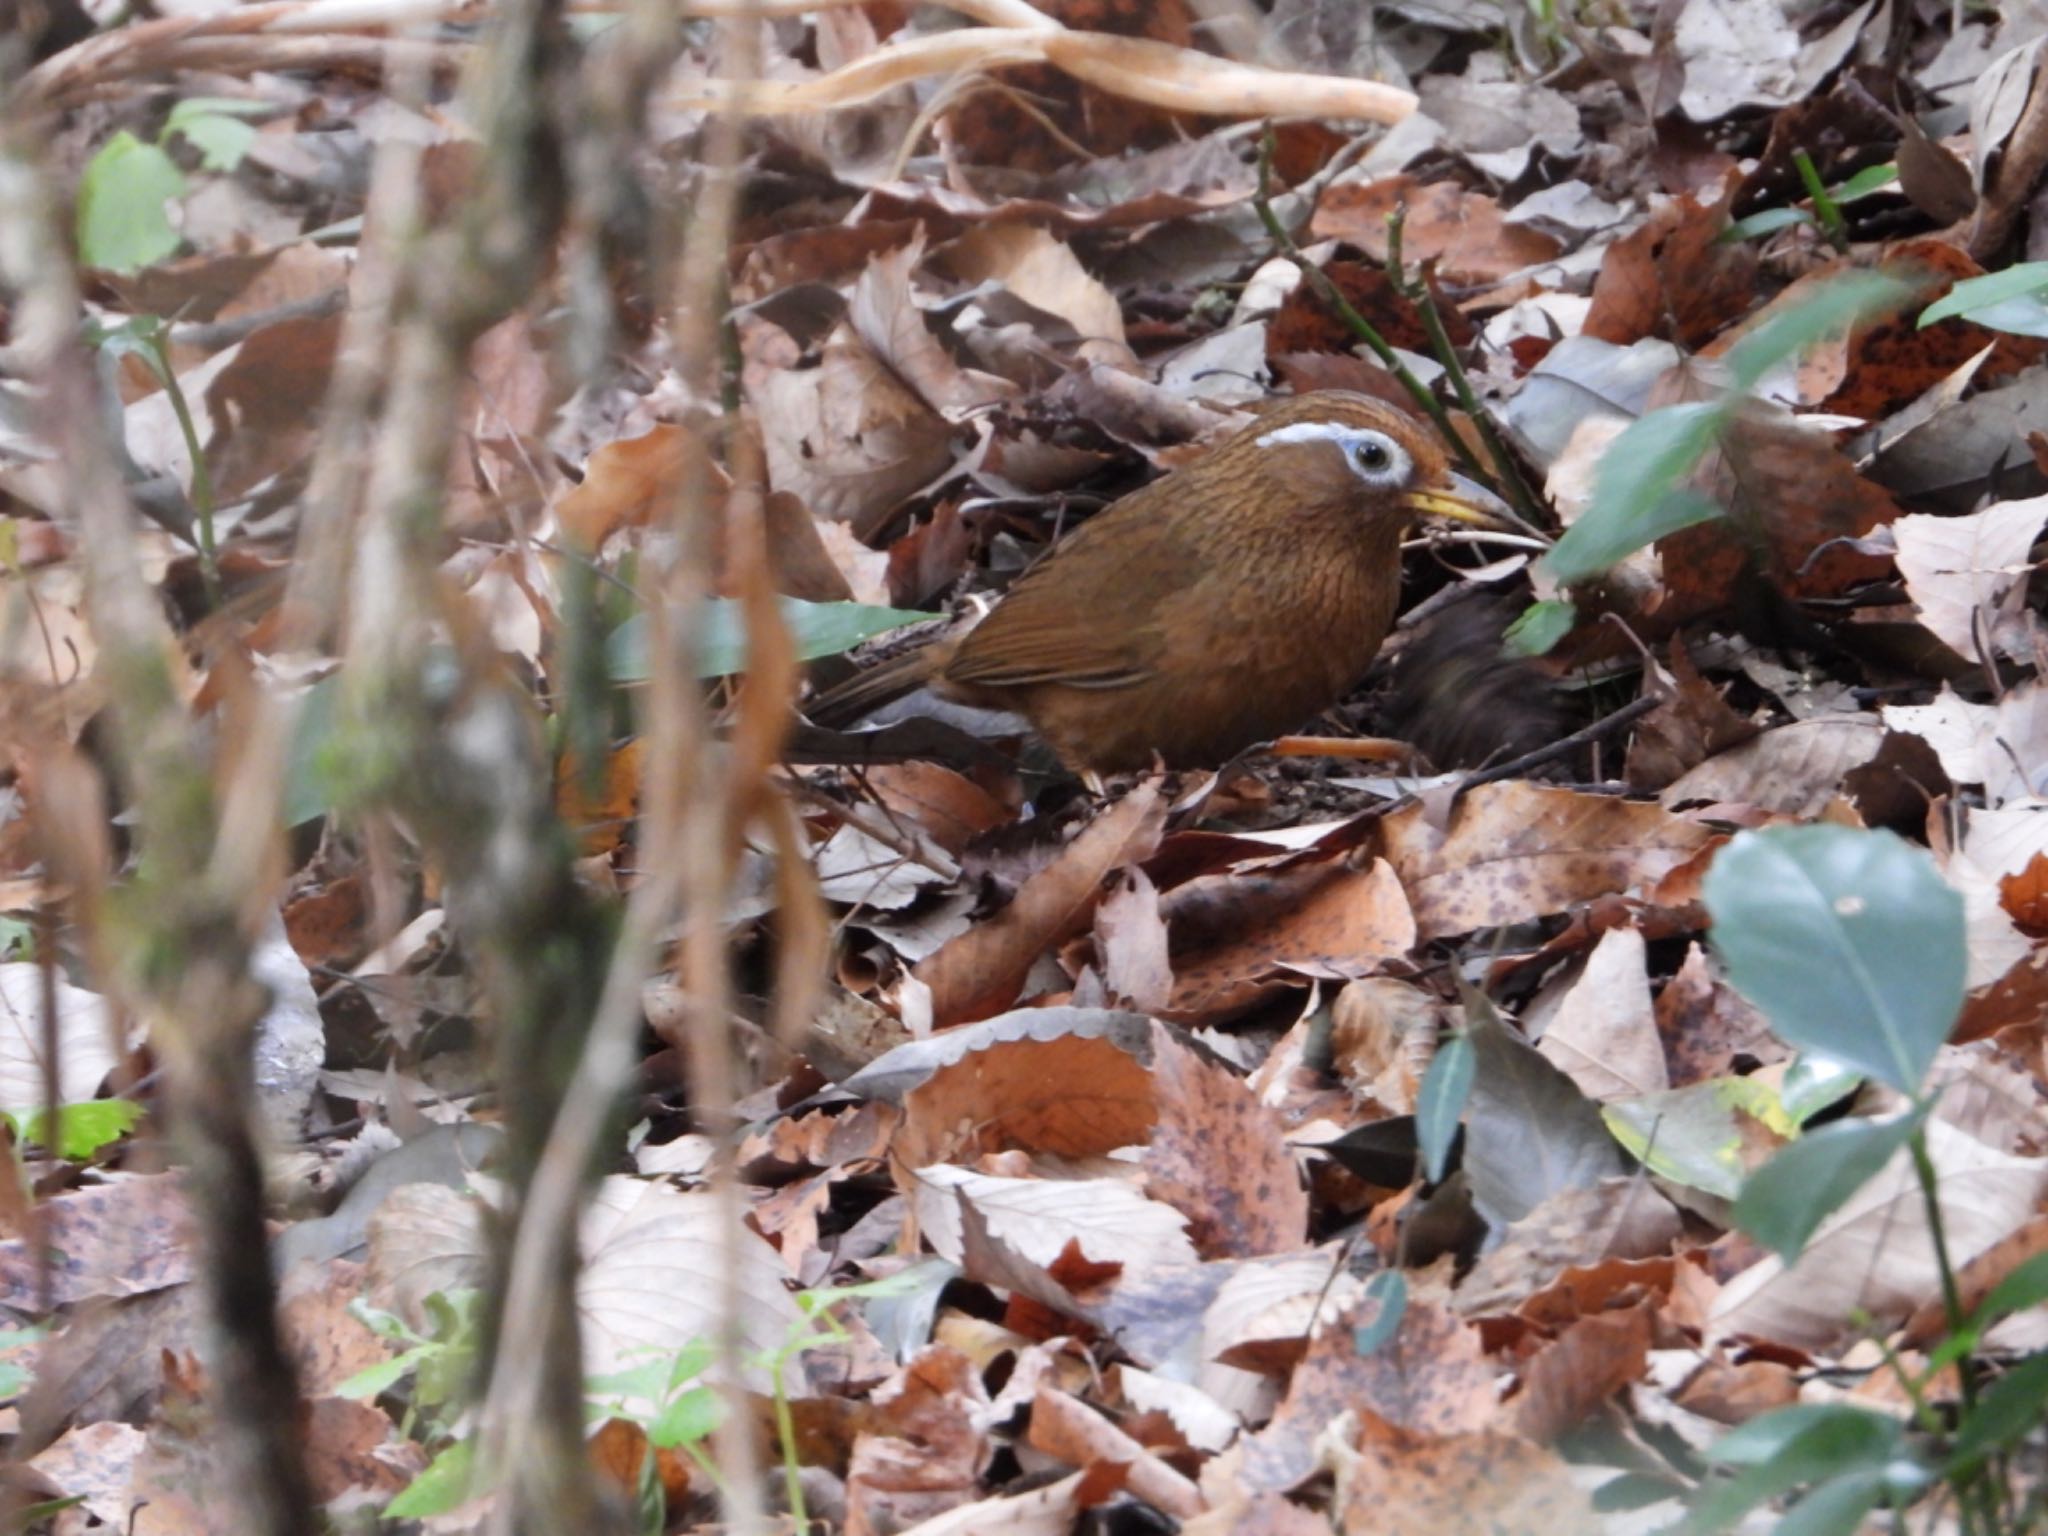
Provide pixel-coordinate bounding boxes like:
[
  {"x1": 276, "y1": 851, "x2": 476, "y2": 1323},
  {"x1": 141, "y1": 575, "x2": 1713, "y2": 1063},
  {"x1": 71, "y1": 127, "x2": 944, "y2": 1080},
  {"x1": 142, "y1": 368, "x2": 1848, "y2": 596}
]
[{"x1": 811, "y1": 392, "x2": 1506, "y2": 774}]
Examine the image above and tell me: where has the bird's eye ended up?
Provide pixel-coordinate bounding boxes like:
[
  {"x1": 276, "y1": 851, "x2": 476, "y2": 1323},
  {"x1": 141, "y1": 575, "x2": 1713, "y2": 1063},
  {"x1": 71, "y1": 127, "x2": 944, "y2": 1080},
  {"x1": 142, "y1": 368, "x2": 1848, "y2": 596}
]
[{"x1": 1354, "y1": 439, "x2": 1391, "y2": 472}]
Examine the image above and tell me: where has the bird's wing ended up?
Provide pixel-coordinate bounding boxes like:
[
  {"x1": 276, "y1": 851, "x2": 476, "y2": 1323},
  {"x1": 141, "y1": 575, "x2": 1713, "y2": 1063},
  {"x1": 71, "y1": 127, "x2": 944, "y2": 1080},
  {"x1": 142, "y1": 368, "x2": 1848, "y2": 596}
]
[{"x1": 939, "y1": 498, "x2": 1200, "y2": 692}]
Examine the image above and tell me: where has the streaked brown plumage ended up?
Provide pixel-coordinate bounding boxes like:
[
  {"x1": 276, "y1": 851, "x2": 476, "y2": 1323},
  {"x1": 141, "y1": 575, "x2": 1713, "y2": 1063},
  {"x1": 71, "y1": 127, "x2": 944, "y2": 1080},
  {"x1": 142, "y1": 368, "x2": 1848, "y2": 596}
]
[{"x1": 811, "y1": 392, "x2": 1501, "y2": 773}]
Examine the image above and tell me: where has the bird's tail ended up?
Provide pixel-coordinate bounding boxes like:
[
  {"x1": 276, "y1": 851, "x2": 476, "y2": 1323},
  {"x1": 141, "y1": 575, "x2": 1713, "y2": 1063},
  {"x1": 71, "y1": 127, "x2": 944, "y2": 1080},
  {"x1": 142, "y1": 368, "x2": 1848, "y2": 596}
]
[{"x1": 803, "y1": 644, "x2": 941, "y2": 728}]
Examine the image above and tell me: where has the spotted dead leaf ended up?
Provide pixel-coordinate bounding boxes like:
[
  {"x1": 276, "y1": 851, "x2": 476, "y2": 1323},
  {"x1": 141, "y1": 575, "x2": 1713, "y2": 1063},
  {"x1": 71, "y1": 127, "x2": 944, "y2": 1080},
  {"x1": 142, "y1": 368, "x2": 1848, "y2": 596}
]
[
  {"x1": 1237, "y1": 1298, "x2": 1495, "y2": 1494},
  {"x1": 1161, "y1": 851, "x2": 1414, "y2": 1022},
  {"x1": 1310, "y1": 176, "x2": 1560, "y2": 289},
  {"x1": 1650, "y1": 407, "x2": 1901, "y2": 626},
  {"x1": 1654, "y1": 942, "x2": 1784, "y2": 1087},
  {"x1": 917, "y1": 778, "x2": 1167, "y2": 1026},
  {"x1": 1142, "y1": 1027, "x2": 1308, "y2": 1259},
  {"x1": 1181, "y1": 1492, "x2": 1336, "y2": 1536},
  {"x1": 302, "y1": 1395, "x2": 422, "y2": 1503},
  {"x1": 1331, "y1": 1414, "x2": 1598, "y2": 1534},
  {"x1": 0, "y1": 1175, "x2": 189, "y2": 1309},
  {"x1": 24, "y1": 1421, "x2": 148, "y2": 1529},
  {"x1": 1723, "y1": 240, "x2": 2048, "y2": 419},
  {"x1": 1375, "y1": 783, "x2": 1714, "y2": 941}
]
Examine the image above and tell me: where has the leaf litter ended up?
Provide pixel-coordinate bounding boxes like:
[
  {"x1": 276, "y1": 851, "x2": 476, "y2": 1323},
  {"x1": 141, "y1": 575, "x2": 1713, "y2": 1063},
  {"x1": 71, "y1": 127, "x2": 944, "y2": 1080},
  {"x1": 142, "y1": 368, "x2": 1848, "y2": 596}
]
[{"x1": 6, "y1": 0, "x2": 2048, "y2": 1531}]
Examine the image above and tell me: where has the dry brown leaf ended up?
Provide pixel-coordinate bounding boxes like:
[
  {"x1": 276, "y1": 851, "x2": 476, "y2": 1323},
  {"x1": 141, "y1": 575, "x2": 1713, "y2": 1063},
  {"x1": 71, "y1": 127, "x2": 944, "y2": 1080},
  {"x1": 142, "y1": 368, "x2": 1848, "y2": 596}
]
[
  {"x1": 1310, "y1": 176, "x2": 1561, "y2": 289},
  {"x1": 1026, "y1": 1382, "x2": 1204, "y2": 1518},
  {"x1": 1143, "y1": 1027, "x2": 1308, "y2": 1260},
  {"x1": 1892, "y1": 495, "x2": 2048, "y2": 664},
  {"x1": 1457, "y1": 1182, "x2": 1683, "y2": 1319},
  {"x1": 1509, "y1": 1301, "x2": 1654, "y2": 1443},
  {"x1": 897, "y1": 1028, "x2": 1158, "y2": 1169},
  {"x1": 1654, "y1": 942, "x2": 1784, "y2": 1087},
  {"x1": 1161, "y1": 852, "x2": 1415, "y2": 1022},
  {"x1": 555, "y1": 425, "x2": 702, "y2": 551},
  {"x1": 850, "y1": 233, "x2": 1021, "y2": 418},
  {"x1": 754, "y1": 323, "x2": 957, "y2": 531},
  {"x1": 1660, "y1": 716, "x2": 1888, "y2": 818},
  {"x1": 1529, "y1": 925, "x2": 1669, "y2": 1102},
  {"x1": 1332, "y1": 1414, "x2": 1598, "y2": 1534},
  {"x1": 1377, "y1": 784, "x2": 1715, "y2": 941},
  {"x1": 1092, "y1": 866, "x2": 1172, "y2": 1013},
  {"x1": 1711, "y1": 1117, "x2": 2048, "y2": 1348},
  {"x1": 917, "y1": 778, "x2": 1167, "y2": 1026},
  {"x1": 913, "y1": 1166, "x2": 1199, "y2": 1276},
  {"x1": 845, "y1": 1345, "x2": 991, "y2": 1536},
  {"x1": 1237, "y1": 1299, "x2": 1495, "y2": 1494}
]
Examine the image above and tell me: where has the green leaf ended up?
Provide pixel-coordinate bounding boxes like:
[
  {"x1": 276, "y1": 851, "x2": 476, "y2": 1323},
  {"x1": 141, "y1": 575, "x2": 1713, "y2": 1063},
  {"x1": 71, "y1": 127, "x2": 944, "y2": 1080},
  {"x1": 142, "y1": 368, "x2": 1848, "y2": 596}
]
[
  {"x1": 1977, "y1": 1249, "x2": 2048, "y2": 1329},
  {"x1": 1831, "y1": 163, "x2": 1900, "y2": 203},
  {"x1": 608, "y1": 598, "x2": 932, "y2": 683},
  {"x1": 1721, "y1": 207, "x2": 1815, "y2": 242},
  {"x1": 1919, "y1": 261, "x2": 2048, "y2": 328},
  {"x1": 1703, "y1": 825, "x2": 1964, "y2": 1092},
  {"x1": 283, "y1": 673, "x2": 341, "y2": 828},
  {"x1": 167, "y1": 113, "x2": 256, "y2": 174},
  {"x1": 1503, "y1": 598, "x2": 1576, "y2": 658},
  {"x1": 1725, "y1": 272, "x2": 1912, "y2": 393},
  {"x1": 1460, "y1": 990, "x2": 1625, "y2": 1228},
  {"x1": 1415, "y1": 1033, "x2": 1472, "y2": 1184},
  {"x1": 1777, "y1": 1054, "x2": 1862, "y2": 1124},
  {"x1": 648, "y1": 1383, "x2": 725, "y2": 1448},
  {"x1": 1603, "y1": 1077, "x2": 1794, "y2": 1202},
  {"x1": 1537, "y1": 404, "x2": 1725, "y2": 586},
  {"x1": 163, "y1": 97, "x2": 268, "y2": 172},
  {"x1": 386, "y1": 1440, "x2": 476, "y2": 1519},
  {"x1": 1771, "y1": 1468, "x2": 1889, "y2": 1536},
  {"x1": 336, "y1": 1344, "x2": 433, "y2": 1400},
  {"x1": 1685, "y1": 1405, "x2": 1902, "y2": 1535},
  {"x1": 76, "y1": 131, "x2": 187, "y2": 273},
  {"x1": 1733, "y1": 1109, "x2": 1925, "y2": 1261},
  {"x1": 1352, "y1": 1269, "x2": 1407, "y2": 1356},
  {"x1": 1946, "y1": 292, "x2": 2048, "y2": 338},
  {"x1": 0, "y1": 916, "x2": 32, "y2": 962},
  {"x1": 1947, "y1": 1351, "x2": 2048, "y2": 1473},
  {"x1": 20, "y1": 1100, "x2": 143, "y2": 1159}
]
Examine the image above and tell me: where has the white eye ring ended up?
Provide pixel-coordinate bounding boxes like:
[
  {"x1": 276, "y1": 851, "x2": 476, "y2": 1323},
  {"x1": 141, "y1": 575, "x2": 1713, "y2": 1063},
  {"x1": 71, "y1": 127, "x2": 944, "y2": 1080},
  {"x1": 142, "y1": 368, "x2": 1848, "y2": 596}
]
[
  {"x1": 1252, "y1": 420, "x2": 1412, "y2": 488},
  {"x1": 1345, "y1": 430, "x2": 1408, "y2": 487}
]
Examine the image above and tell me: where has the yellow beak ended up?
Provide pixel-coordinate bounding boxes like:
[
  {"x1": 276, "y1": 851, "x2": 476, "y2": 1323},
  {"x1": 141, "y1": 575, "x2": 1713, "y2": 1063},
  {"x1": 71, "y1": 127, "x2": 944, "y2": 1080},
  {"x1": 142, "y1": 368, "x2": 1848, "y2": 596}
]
[{"x1": 1402, "y1": 472, "x2": 1512, "y2": 528}]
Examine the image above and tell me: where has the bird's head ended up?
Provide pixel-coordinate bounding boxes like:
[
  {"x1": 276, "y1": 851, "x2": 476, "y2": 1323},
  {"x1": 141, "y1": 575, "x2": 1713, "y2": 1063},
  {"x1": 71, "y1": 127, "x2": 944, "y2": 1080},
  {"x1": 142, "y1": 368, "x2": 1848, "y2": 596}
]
[{"x1": 1228, "y1": 392, "x2": 1507, "y2": 532}]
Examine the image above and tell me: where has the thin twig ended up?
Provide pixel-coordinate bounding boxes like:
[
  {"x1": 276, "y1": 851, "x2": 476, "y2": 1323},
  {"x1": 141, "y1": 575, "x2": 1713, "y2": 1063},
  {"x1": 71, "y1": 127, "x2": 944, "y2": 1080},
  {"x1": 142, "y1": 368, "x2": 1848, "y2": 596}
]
[{"x1": 1452, "y1": 693, "x2": 1660, "y2": 800}]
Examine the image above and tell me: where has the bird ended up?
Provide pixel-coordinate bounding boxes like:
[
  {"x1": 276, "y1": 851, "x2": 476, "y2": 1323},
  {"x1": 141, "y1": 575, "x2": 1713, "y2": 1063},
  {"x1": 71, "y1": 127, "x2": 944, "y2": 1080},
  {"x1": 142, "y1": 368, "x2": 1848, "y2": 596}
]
[{"x1": 808, "y1": 391, "x2": 1508, "y2": 775}]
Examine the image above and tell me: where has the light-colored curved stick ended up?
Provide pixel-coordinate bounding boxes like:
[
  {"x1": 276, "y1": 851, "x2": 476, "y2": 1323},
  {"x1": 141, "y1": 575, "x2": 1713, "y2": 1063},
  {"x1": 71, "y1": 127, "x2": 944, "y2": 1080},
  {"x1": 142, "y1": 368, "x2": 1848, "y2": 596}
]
[
  {"x1": 670, "y1": 24, "x2": 1416, "y2": 123},
  {"x1": 25, "y1": 0, "x2": 1417, "y2": 125}
]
